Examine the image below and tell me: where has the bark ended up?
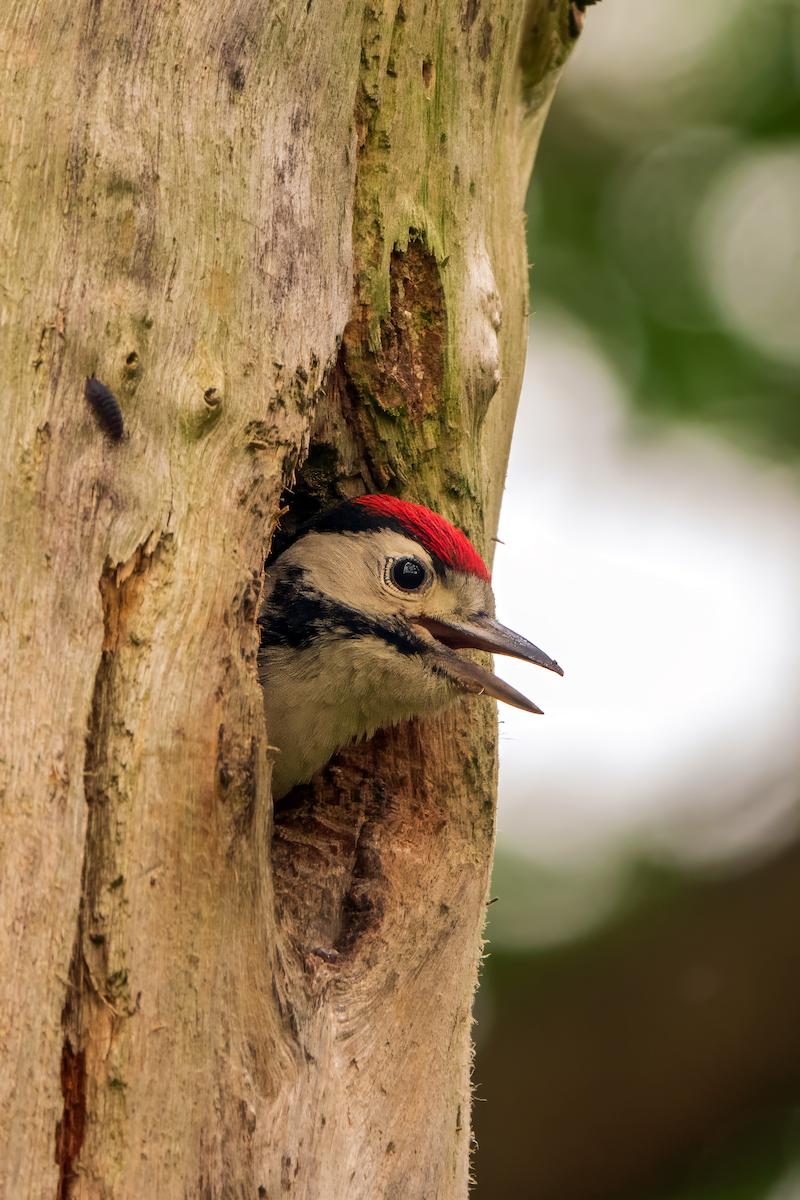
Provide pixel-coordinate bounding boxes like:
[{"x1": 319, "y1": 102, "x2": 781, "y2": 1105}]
[{"x1": 0, "y1": 1, "x2": 581, "y2": 1196}]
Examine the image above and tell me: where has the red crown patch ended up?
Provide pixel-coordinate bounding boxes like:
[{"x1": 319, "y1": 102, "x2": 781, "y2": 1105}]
[{"x1": 354, "y1": 495, "x2": 490, "y2": 582}]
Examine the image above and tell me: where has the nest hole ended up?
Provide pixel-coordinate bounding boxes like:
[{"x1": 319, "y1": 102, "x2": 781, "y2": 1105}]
[{"x1": 268, "y1": 443, "x2": 350, "y2": 563}]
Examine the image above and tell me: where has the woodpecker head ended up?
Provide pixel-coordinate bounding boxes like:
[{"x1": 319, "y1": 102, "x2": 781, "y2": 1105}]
[{"x1": 257, "y1": 495, "x2": 562, "y2": 800}]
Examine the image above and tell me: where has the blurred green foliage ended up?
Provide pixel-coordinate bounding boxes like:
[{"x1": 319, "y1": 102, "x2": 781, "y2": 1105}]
[{"x1": 526, "y1": 0, "x2": 800, "y2": 458}]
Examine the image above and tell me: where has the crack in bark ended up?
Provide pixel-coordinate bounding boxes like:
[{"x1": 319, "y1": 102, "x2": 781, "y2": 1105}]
[
  {"x1": 55, "y1": 930, "x2": 87, "y2": 1200},
  {"x1": 217, "y1": 724, "x2": 259, "y2": 850},
  {"x1": 55, "y1": 535, "x2": 165, "y2": 1190},
  {"x1": 54, "y1": 1036, "x2": 86, "y2": 1200}
]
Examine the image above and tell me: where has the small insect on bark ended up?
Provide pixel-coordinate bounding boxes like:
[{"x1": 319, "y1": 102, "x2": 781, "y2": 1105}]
[{"x1": 85, "y1": 377, "x2": 124, "y2": 440}]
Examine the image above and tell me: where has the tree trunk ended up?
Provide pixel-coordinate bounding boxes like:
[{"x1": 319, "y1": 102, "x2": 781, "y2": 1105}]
[{"x1": 0, "y1": 1, "x2": 581, "y2": 1195}]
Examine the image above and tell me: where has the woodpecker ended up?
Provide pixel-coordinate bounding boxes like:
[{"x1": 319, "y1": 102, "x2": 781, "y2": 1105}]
[{"x1": 257, "y1": 495, "x2": 563, "y2": 800}]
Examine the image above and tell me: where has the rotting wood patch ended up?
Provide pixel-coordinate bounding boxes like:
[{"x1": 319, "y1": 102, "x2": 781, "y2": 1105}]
[
  {"x1": 379, "y1": 241, "x2": 446, "y2": 424},
  {"x1": 339, "y1": 237, "x2": 447, "y2": 426}
]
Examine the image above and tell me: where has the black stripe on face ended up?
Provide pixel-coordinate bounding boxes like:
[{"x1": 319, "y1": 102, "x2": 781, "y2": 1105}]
[{"x1": 258, "y1": 567, "x2": 422, "y2": 657}]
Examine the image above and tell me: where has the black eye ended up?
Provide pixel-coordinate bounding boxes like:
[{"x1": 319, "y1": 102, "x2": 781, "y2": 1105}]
[{"x1": 390, "y1": 557, "x2": 427, "y2": 591}]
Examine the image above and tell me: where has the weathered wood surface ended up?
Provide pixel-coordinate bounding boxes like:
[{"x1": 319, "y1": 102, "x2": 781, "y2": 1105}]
[{"x1": 0, "y1": 0, "x2": 581, "y2": 1195}]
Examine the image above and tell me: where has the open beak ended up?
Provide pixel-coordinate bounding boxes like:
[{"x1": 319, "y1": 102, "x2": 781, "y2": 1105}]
[{"x1": 411, "y1": 614, "x2": 563, "y2": 714}]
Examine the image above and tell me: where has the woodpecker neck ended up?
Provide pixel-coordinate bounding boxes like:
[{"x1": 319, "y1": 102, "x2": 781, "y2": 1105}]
[
  {"x1": 258, "y1": 564, "x2": 458, "y2": 799},
  {"x1": 260, "y1": 635, "x2": 457, "y2": 800}
]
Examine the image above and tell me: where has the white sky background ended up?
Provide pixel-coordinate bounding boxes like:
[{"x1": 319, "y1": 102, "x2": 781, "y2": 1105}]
[{"x1": 493, "y1": 316, "x2": 800, "y2": 869}]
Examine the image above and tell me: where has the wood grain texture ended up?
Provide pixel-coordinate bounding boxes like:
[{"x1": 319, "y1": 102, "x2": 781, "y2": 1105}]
[{"x1": 0, "y1": 0, "x2": 579, "y2": 1194}]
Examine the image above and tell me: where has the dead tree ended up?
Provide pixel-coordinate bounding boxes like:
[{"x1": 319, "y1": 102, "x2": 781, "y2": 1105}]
[{"x1": 0, "y1": 0, "x2": 587, "y2": 1195}]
